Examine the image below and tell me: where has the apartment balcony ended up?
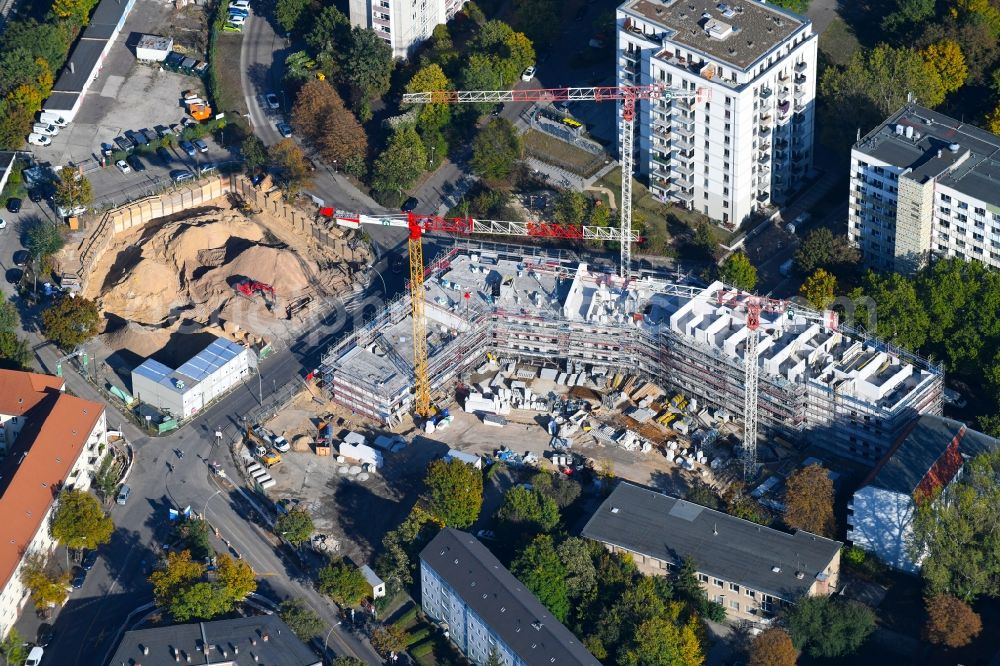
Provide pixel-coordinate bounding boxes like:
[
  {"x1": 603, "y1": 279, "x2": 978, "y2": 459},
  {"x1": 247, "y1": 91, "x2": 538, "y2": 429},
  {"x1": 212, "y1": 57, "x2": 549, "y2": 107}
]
[
  {"x1": 758, "y1": 125, "x2": 772, "y2": 137},
  {"x1": 775, "y1": 138, "x2": 789, "y2": 149},
  {"x1": 672, "y1": 162, "x2": 694, "y2": 177},
  {"x1": 622, "y1": 62, "x2": 638, "y2": 75},
  {"x1": 756, "y1": 191, "x2": 770, "y2": 203},
  {"x1": 673, "y1": 134, "x2": 695, "y2": 150},
  {"x1": 759, "y1": 112, "x2": 772, "y2": 124},
  {"x1": 794, "y1": 89, "x2": 806, "y2": 100},
  {"x1": 758, "y1": 141, "x2": 771, "y2": 153},
  {"x1": 760, "y1": 87, "x2": 773, "y2": 100},
  {"x1": 672, "y1": 106, "x2": 696, "y2": 122},
  {"x1": 778, "y1": 87, "x2": 791, "y2": 100},
  {"x1": 794, "y1": 74, "x2": 807, "y2": 85},
  {"x1": 672, "y1": 148, "x2": 695, "y2": 161},
  {"x1": 622, "y1": 50, "x2": 639, "y2": 63},
  {"x1": 372, "y1": 14, "x2": 391, "y2": 27},
  {"x1": 652, "y1": 153, "x2": 671, "y2": 167},
  {"x1": 795, "y1": 61, "x2": 807, "y2": 73},
  {"x1": 673, "y1": 123, "x2": 695, "y2": 138},
  {"x1": 651, "y1": 172, "x2": 670, "y2": 187},
  {"x1": 673, "y1": 188, "x2": 695, "y2": 203},
  {"x1": 793, "y1": 102, "x2": 806, "y2": 113}
]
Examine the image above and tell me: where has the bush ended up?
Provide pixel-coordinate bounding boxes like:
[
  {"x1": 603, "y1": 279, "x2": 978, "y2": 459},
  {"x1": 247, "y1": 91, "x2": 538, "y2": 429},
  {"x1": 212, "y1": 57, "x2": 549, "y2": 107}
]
[
  {"x1": 393, "y1": 606, "x2": 419, "y2": 628},
  {"x1": 405, "y1": 627, "x2": 431, "y2": 646},
  {"x1": 410, "y1": 640, "x2": 434, "y2": 657},
  {"x1": 843, "y1": 546, "x2": 866, "y2": 566}
]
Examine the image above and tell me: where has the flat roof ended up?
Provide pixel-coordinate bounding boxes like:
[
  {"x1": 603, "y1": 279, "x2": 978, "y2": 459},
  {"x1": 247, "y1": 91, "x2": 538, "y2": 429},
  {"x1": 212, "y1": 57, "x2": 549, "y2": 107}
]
[
  {"x1": 855, "y1": 103, "x2": 1000, "y2": 207},
  {"x1": 132, "y1": 337, "x2": 248, "y2": 395},
  {"x1": 106, "y1": 615, "x2": 321, "y2": 666},
  {"x1": 53, "y1": 38, "x2": 108, "y2": 93},
  {"x1": 43, "y1": 91, "x2": 81, "y2": 112},
  {"x1": 421, "y1": 529, "x2": 600, "y2": 665},
  {"x1": 582, "y1": 482, "x2": 842, "y2": 601},
  {"x1": 88, "y1": 0, "x2": 132, "y2": 31},
  {"x1": 621, "y1": 0, "x2": 805, "y2": 70}
]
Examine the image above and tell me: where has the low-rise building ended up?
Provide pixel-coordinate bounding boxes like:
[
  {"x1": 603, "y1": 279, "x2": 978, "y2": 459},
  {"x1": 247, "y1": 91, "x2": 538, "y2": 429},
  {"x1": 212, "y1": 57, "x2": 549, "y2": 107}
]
[
  {"x1": 0, "y1": 371, "x2": 107, "y2": 638},
  {"x1": 847, "y1": 414, "x2": 1000, "y2": 573},
  {"x1": 106, "y1": 615, "x2": 320, "y2": 666},
  {"x1": 420, "y1": 528, "x2": 600, "y2": 666},
  {"x1": 582, "y1": 482, "x2": 842, "y2": 623},
  {"x1": 136, "y1": 34, "x2": 173, "y2": 62},
  {"x1": 361, "y1": 564, "x2": 386, "y2": 599},
  {"x1": 131, "y1": 336, "x2": 255, "y2": 419}
]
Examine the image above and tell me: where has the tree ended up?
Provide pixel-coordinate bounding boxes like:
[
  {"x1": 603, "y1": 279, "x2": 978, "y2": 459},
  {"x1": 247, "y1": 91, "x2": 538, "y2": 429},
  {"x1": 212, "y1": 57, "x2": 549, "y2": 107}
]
[
  {"x1": 793, "y1": 228, "x2": 858, "y2": 275},
  {"x1": 269, "y1": 139, "x2": 313, "y2": 194},
  {"x1": 370, "y1": 623, "x2": 407, "y2": 657},
  {"x1": 344, "y1": 27, "x2": 393, "y2": 100},
  {"x1": 749, "y1": 628, "x2": 798, "y2": 666},
  {"x1": 719, "y1": 251, "x2": 757, "y2": 291},
  {"x1": 422, "y1": 458, "x2": 483, "y2": 528},
  {"x1": 882, "y1": 0, "x2": 936, "y2": 35},
  {"x1": 783, "y1": 463, "x2": 835, "y2": 537},
  {"x1": 910, "y1": 450, "x2": 1000, "y2": 600},
  {"x1": 469, "y1": 21, "x2": 535, "y2": 88},
  {"x1": 986, "y1": 102, "x2": 1000, "y2": 134},
  {"x1": 620, "y1": 615, "x2": 704, "y2": 666},
  {"x1": 280, "y1": 598, "x2": 325, "y2": 640},
  {"x1": 512, "y1": 0, "x2": 558, "y2": 44},
  {"x1": 93, "y1": 452, "x2": 119, "y2": 502},
  {"x1": 800, "y1": 268, "x2": 837, "y2": 309},
  {"x1": 552, "y1": 191, "x2": 589, "y2": 226},
  {"x1": 172, "y1": 581, "x2": 229, "y2": 621},
  {"x1": 150, "y1": 549, "x2": 207, "y2": 610},
  {"x1": 24, "y1": 218, "x2": 65, "y2": 260},
  {"x1": 0, "y1": 628, "x2": 28, "y2": 665},
  {"x1": 333, "y1": 660, "x2": 366, "y2": 666},
  {"x1": 921, "y1": 40, "x2": 968, "y2": 94},
  {"x1": 460, "y1": 54, "x2": 502, "y2": 112},
  {"x1": 291, "y1": 80, "x2": 367, "y2": 167},
  {"x1": 485, "y1": 647, "x2": 504, "y2": 666},
  {"x1": 50, "y1": 489, "x2": 113, "y2": 552},
  {"x1": 20, "y1": 553, "x2": 69, "y2": 610},
  {"x1": 50, "y1": 0, "x2": 97, "y2": 24},
  {"x1": 41, "y1": 296, "x2": 100, "y2": 349},
  {"x1": 151, "y1": 550, "x2": 254, "y2": 621},
  {"x1": 924, "y1": 594, "x2": 982, "y2": 647},
  {"x1": 318, "y1": 558, "x2": 369, "y2": 607},
  {"x1": 305, "y1": 5, "x2": 350, "y2": 53},
  {"x1": 854, "y1": 271, "x2": 930, "y2": 350},
  {"x1": 532, "y1": 471, "x2": 581, "y2": 509},
  {"x1": 556, "y1": 537, "x2": 597, "y2": 603},
  {"x1": 406, "y1": 64, "x2": 451, "y2": 131},
  {"x1": 275, "y1": 0, "x2": 309, "y2": 33},
  {"x1": 471, "y1": 118, "x2": 522, "y2": 181},
  {"x1": 0, "y1": 301, "x2": 29, "y2": 370},
  {"x1": 275, "y1": 507, "x2": 315, "y2": 545},
  {"x1": 215, "y1": 553, "x2": 256, "y2": 604},
  {"x1": 241, "y1": 136, "x2": 267, "y2": 173},
  {"x1": 496, "y1": 486, "x2": 560, "y2": 533},
  {"x1": 173, "y1": 517, "x2": 212, "y2": 561},
  {"x1": 53, "y1": 170, "x2": 93, "y2": 209},
  {"x1": 685, "y1": 481, "x2": 722, "y2": 510},
  {"x1": 512, "y1": 535, "x2": 570, "y2": 622},
  {"x1": 371, "y1": 124, "x2": 426, "y2": 204},
  {"x1": 787, "y1": 596, "x2": 876, "y2": 658}
]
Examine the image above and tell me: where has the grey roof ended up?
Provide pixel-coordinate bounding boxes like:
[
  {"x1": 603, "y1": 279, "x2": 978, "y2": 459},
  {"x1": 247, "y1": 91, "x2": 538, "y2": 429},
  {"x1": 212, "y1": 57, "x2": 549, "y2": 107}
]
[
  {"x1": 53, "y1": 38, "x2": 108, "y2": 93},
  {"x1": 854, "y1": 103, "x2": 1000, "y2": 207},
  {"x1": 88, "y1": 0, "x2": 132, "y2": 32},
  {"x1": 132, "y1": 357, "x2": 177, "y2": 389},
  {"x1": 43, "y1": 92, "x2": 81, "y2": 113},
  {"x1": 0, "y1": 152, "x2": 15, "y2": 173},
  {"x1": 176, "y1": 337, "x2": 247, "y2": 382},
  {"x1": 621, "y1": 0, "x2": 807, "y2": 70},
  {"x1": 866, "y1": 414, "x2": 1000, "y2": 495},
  {"x1": 421, "y1": 529, "x2": 600, "y2": 666},
  {"x1": 105, "y1": 615, "x2": 321, "y2": 666},
  {"x1": 581, "y1": 482, "x2": 842, "y2": 601}
]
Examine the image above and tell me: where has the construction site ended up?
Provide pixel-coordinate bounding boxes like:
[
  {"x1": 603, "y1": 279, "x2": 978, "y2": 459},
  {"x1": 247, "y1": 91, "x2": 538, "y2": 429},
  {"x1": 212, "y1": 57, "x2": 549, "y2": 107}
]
[{"x1": 320, "y1": 243, "x2": 944, "y2": 469}]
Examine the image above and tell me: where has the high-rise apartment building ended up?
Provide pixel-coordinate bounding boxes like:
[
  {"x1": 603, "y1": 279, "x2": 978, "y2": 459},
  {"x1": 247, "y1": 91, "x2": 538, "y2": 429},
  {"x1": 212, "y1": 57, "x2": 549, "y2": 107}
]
[
  {"x1": 616, "y1": 0, "x2": 817, "y2": 227},
  {"x1": 848, "y1": 104, "x2": 1000, "y2": 275},
  {"x1": 350, "y1": 0, "x2": 467, "y2": 58}
]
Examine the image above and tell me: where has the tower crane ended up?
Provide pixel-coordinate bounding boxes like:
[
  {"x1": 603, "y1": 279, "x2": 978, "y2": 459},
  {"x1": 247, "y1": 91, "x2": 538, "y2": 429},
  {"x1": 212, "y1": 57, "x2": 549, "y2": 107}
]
[
  {"x1": 715, "y1": 290, "x2": 839, "y2": 478},
  {"x1": 321, "y1": 209, "x2": 639, "y2": 418},
  {"x1": 401, "y1": 84, "x2": 703, "y2": 283}
]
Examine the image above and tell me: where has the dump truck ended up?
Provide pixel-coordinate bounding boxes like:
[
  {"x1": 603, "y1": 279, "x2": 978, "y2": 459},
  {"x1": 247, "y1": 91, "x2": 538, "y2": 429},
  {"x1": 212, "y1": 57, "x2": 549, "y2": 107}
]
[{"x1": 255, "y1": 445, "x2": 281, "y2": 467}]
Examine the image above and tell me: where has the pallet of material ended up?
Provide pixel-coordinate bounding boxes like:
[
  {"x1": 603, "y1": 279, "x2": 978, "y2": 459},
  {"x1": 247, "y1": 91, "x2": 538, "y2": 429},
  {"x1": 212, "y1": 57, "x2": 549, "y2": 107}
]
[
  {"x1": 515, "y1": 366, "x2": 537, "y2": 379},
  {"x1": 483, "y1": 414, "x2": 507, "y2": 427}
]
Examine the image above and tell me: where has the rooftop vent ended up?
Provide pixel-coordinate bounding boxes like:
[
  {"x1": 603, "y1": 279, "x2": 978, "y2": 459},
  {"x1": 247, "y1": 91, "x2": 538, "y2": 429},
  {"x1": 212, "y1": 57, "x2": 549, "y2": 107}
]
[
  {"x1": 771, "y1": 565, "x2": 781, "y2": 573},
  {"x1": 895, "y1": 124, "x2": 904, "y2": 135},
  {"x1": 949, "y1": 142, "x2": 960, "y2": 152},
  {"x1": 705, "y1": 18, "x2": 734, "y2": 39},
  {"x1": 532, "y1": 621, "x2": 544, "y2": 631},
  {"x1": 611, "y1": 507, "x2": 620, "y2": 514}
]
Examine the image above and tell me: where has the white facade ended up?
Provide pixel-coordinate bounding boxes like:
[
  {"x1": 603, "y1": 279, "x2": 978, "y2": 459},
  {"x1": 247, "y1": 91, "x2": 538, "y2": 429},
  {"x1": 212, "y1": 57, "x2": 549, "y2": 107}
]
[
  {"x1": 349, "y1": 0, "x2": 467, "y2": 59},
  {"x1": 849, "y1": 104, "x2": 1000, "y2": 275},
  {"x1": 846, "y1": 485, "x2": 919, "y2": 573},
  {"x1": 617, "y1": 0, "x2": 817, "y2": 227}
]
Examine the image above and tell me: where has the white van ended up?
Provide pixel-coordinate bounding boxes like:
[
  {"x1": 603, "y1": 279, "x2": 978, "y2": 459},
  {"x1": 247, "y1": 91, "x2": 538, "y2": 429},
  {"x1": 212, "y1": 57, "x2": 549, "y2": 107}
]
[
  {"x1": 25, "y1": 646, "x2": 44, "y2": 666},
  {"x1": 32, "y1": 123, "x2": 59, "y2": 136},
  {"x1": 39, "y1": 111, "x2": 68, "y2": 127},
  {"x1": 27, "y1": 133, "x2": 51, "y2": 146}
]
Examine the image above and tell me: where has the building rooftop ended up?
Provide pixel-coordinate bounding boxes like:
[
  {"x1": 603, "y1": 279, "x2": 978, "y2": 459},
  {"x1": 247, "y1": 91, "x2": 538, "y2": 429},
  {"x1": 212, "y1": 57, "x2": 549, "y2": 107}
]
[
  {"x1": 421, "y1": 529, "x2": 600, "y2": 665},
  {"x1": 132, "y1": 337, "x2": 249, "y2": 395},
  {"x1": 582, "y1": 482, "x2": 843, "y2": 601},
  {"x1": 865, "y1": 415, "x2": 1000, "y2": 496},
  {"x1": 0, "y1": 369, "x2": 65, "y2": 416},
  {"x1": 52, "y1": 38, "x2": 108, "y2": 93},
  {"x1": 137, "y1": 34, "x2": 173, "y2": 51},
  {"x1": 106, "y1": 615, "x2": 321, "y2": 666},
  {"x1": 620, "y1": 0, "x2": 806, "y2": 70},
  {"x1": 854, "y1": 103, "x2": 1000, "y2": 207},
  {"x1": 0, "y1": 386, "x2": 103, "y2": 596},
  {"x1": 43, "y1": 91, "x2": 81, "y2": 113}
]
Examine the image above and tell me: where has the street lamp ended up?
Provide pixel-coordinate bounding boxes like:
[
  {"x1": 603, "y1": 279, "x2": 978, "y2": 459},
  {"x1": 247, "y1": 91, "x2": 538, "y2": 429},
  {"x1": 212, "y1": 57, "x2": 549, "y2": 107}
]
[
  {"x1": 202, "y1": 489, "x2": 222, "y2": 518},
  {"x1": 322, "y1": 621, "x2": 342, "y2": 655}
]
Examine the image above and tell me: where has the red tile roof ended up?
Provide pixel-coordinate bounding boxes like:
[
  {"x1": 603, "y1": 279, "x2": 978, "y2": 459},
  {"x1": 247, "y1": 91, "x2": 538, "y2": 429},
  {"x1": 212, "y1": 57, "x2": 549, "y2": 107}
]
[
  {"x1": 0, "y1": 369, "x2": 65, "y2": 417},
  {"x1": 0, "y1": 388, "x2": 104, "y2": 596}
]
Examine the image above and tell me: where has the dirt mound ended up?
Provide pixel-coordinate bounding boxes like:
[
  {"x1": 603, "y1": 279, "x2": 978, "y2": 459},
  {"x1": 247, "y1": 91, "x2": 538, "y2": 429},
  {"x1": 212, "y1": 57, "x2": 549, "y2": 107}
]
[
  {"x1": 99, "y1": 258, "x2": 181, "y2": 325},
  {"x1": 102, "y1": 320, "x2": 173, "y2": 358}
]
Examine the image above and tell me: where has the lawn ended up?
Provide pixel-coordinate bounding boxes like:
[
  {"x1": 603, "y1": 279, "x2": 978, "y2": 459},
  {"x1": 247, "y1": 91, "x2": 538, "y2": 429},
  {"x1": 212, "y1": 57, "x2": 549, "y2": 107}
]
[
  {"x1": 391, "y1": 601, "x2": 465, "y2": 665},
  {"x1": 819, "y1": 16, "x2": 862, "y2": 68},
  {"x1": 523, "y1": 129, "x2": 609, "y2": 178},
  {"x1": 212, "y1": 34, "x2": 250, "y2": 127}
]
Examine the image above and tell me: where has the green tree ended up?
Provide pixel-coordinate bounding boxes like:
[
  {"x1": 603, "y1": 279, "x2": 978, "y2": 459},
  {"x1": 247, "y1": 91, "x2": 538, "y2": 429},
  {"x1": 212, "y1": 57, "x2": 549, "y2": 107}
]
[
  {"x1": 719, "y1": 251, "x2": 757, "y2": 291},
  {"x1": 532, "y1": 471, "x2": 581, "y2": 509},
  {"x1": 50, "y1": 489, "x2": 113, "y2": 553},
  {"x1": 485, "y1": 647, "x2": 504, "y2": 666},
  {"x1": 767, "y1": 0, "x2": 809, "y2": 14},
  {"x1": 0, "y1": 628, "x2": 28, "y2": 665},
  {"x1": 552, "y1": 191, "x2": 589, "y2": 226},
  {"x1": 93, "y1": 452, "x2": 119, "y2": 502},
  {"x1": 512, "y1": 0, "x2": 558, "y2": 44},
  {"x1": 24, "y1": 219, "x2": 65, "y2": 260},
  {"x1": 512, "y1": 535, "x2": 570, "y2": 622},
  {"x1": 691, "y1": 221, "x2": 718, "y2": 260},
  {"x1": 269, "y1": 138, "x2": 313, "y2": 194},
  {"x1": 370, "y1": 623, "x2": 407, "y2": 657},
  {"x1": 854, "y1": 271, "x2": 930, "y2": 350},
  {"x1": 800, "y1": 268, "x2": 837, "y2": 309},
  {"x1": 174, "y1": 517, "x2": 212, "y2": 561},
  {"x1": 275, "y1": 0, "x2": 309, "y2": 33},
  {"x1": 469, "y1": 21, "x2": 535, "y2": 87},
  {"x1": 685, "y1": 481, "x2": 722, "y2": 510},
  {"x1": 882, "y1": 0, "x2": 936, "y2": 35},
  {"x1": 216, "y1": 553, "x2": 257, "y2": 603},
  {"x1": 241, "y1": 136, "x2": 267, "y2": 173},
  {"x1": 406, "y1": 64, "x2": 451, "y2": 131},
  {"x1": 172, "y1": 582, "x2": 229, "y2": 621},
  {"x1": 53, "y1": 171, "x2": 93, "y2": 209},
  {"x1": 275, "y1": 507, "x2": 315, "y2": 545},
  {"x1": 318, "y1": 558, "x2": 369, "y2": 607},
  {"x1": 372, "y1": 124, "x2": 426, "y2": 204},
  {"x1": 0, "y1": 300, "x2": 29, "y2": 370},
  {"x1": 344, "y1": 27, "x2": 393, "y2": 100},
  {"x1": 471, "y1": 118, "x2": 522, "y2": 181},
  {"x1": 787, "y1": 596, "x2": 876, "y2": 658},
  {"x1": 20, "y1": 553, "x2": 69, "y2": 610},
  {"x1": 496, "y1": 486, "x2": 560, "y2": 533},
  {"x1": 556, "y1": 537, "x2": 597, "y2": 603},
  {"x1": 149, "y1": 549, "x2": 206, "y2": 610},
  {"x1": 304, "y1": 5, "x2": 350, "y2": 52},
  {"x1": 333, "y1": 659, "x2": 366, "y2": 666},
  {"x1": 620, "y1": 615, "x2": 704, "y2": 666},
  {"x1": 41, "y1": 296, "x2": 100, "y2": 349},
  {"x1": 422, "y1": 457, "x2": 483, "y2": 528},
  {"x1": 793, "y1": 228, "x2": 858, "y2": 275},
  {"x1": 280, "y1": 598, "x2": 325, "y2": 640},
  {"x1": 460, "y1": 54, "x2": 502, "y2": 114}
]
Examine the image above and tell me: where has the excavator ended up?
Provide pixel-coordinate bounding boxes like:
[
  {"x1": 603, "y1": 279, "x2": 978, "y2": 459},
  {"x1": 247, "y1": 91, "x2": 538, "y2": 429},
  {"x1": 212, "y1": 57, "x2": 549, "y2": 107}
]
[{"x1": 234, "y1": 279, "x2": 276, "y2": 311}]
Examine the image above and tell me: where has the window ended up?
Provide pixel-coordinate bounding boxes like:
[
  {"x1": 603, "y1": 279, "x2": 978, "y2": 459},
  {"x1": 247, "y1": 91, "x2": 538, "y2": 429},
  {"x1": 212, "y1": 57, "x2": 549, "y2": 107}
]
[
  {"x1": 940, "y1": 193, "x2": 951, "y2": 203},
  {"x1": 698, "y1": 573, "x2": 709, "y2": 583},
  {"x1": 730, "y1": 600, "x2": 740, "y2": 611},
  {"x1": 714, "y1": 578, "x2": 724, "y2": 587},
  {"x1": 729, "y1": 583, "x2": 740, "y2": 593},
  {"x1": 745, "y1": 589, "x2": 756, "y2": 598},
  {"x1": 958, "y1": 201, "x2": 968, "y2": 209}
]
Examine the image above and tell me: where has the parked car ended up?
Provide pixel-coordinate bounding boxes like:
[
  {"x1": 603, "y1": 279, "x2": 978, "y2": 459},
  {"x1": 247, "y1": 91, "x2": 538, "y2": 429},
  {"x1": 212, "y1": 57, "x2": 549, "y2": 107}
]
[
  {"x1": 227, "y1": 14, "x2": 246, "y2": 24},
  {"x1": 491, "y1": 103, "x2": 504, "y2": 117},
  {"x1": 13, "y1": 250, "x2": 29, "y2": 267},
  {"x1": 39, "y1": 111, "x2": 68, "y2": 127},
  {"x1": 82, "y1": 550, "x2": 98, "y2": 571},
  {"x1": 155, "y1": 124, "x2": 173, "y2": 137},
  {"x1": 170, "y1": 169, "x2": 195, "y2": 183},
  {"x1": 6, "y1": 198, "x2": 21, "y2": 213},
  {"x1": 36, "y1": 624, "x2": 54, "y2": 647},
  {"x1": 116, "y1": 484, "x2": 131, "y2": 505},
  {"x1": 272, "y1": 435, "x2": 290, "y2": 452},
  {"x1": 25, "y1": 646, "x2": 44, "y2": 666},
  {"x1": 127, "y1": 129, "x2": 148, "y2": 146},
  {"x1": 199, "y1": 163, "x2": 218, "y2": 175},
  {"x1": 521, "y1": 65, "x2": 536, "y2": 81},
  {"x1": 276, "y1": 121, "x2": 292, "y2": 138},
  {"x1": 193, "y1": 138, "x2": 209, "y2": 153},
  {"x1": 156, "y1": 146, "x2": 172, "y2": 164},
  {"x1": 127, "y1": 154, "x2": 146, "y2": 172},
  {"x1": 179, "y1": 140, "x2": 196, "y2": 157},
  {"x1": 114, "y1": 135, "x2": 134, "y2": 151},
  {"x1": 265, "y1": 93, "x2": 280, "y2": 110},
  {"x1": 115, "y1": 159, "x2": 131, "y2": 174},
  {"x1": 0, "y1": 219, "x2": 6, "y2": 230},
  {"x1": 27, "y1": 133, "x2": 51, "y2": 146},
  {"x1": 29, "y1": 189, "x2": 44, "y2": 203},
  {"x1": 229, "y1": 0, "x2": 250, "y2": 8},
  {"x1": 72, "y1": 568, "x2": 86, "y2": 588},
  {"x1": 228, "y1": 6, "x2": 249, "y2": 16},
  {"x1": 401, "y1": 197, "x2": 419, "y2": 213}
]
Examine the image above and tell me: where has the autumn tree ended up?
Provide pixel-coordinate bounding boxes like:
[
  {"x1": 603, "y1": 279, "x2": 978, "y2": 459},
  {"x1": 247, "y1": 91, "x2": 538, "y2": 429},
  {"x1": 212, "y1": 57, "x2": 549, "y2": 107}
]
[
  {"x1": 53, "y1": 170, "x2": 93, "y2": 209},
  {"x1": 800, "y1": 268, "x2": 837, "y2": 309},
  {"x1": 150, "y1": 550, "x2": 207, "y2": 612},
  {"x1": 241, "y1": 136, "x2": 267, "y2": 173},
  {"x1": 783, "y1": 463, "x2": 835, "y2": 537},
  {"x1": 620, "y1": 615, "x2": 703, "y2": 666},
  {"x1": 216, "y1": 553, "x2": 257, "y2": 604},
  {"x1": 275, "y1": 507, "x2": 315, "y2": 545},
  {"x1": 150, "y1": 550, "x2": 255, "y2": 621},
  {"x1": 0, "y1": 628, "x2": 28, "y2": 665},
  {"x1": 41, "y1": 296, "x2": 100, "y2": 349},
  {"x1": 371, "y1": 124, "x2": 426, "y2": 205},
  {"x1": 750, "y1": 628, "x2": 798, "y2": 666},
  {"x1": 924, "y1": 594, "x2": 982, "y2": 647},
  {"x1": 291, "y1": 80, "x2": 367, "y2": 168},
  {"x1": 986, "y1": 102, "x2": 1000, "y2": 134},
  {"x1": 20, "y1": 553, "x2": 69, "y2": 610},
  {"x1": 921, "y1": 40, "x2": 968, "y2": 94},
  {"x1": 269, "y1": 139, "x2": 313, "y2": 194},
  {"x1": 512, "y1": 535, "x2": 570, "y2": 622},
  {"x1": 370, "y1": 623, "x2": 407, "y2": 657},
  {"x1": 719, "y1": 251, "x2": 757, "y2": 291},
  {"x1": 50, "y1": 0, "x2": 97, "y2": 25},
  {"x1": 50, "y1": 489, "x2": 114, "y2": 553},
  {"x1": 406, "y1": 64, "x2": 451, "y2": 132},
  {"x1": 422, "y1": 457, "x2": 483, "y2": 528},
  {"x1": 280, "y1": 598, "x2": 325, "y2": 640},
  {"x1": 318, "y1": 558, "x2": 369, "y2": 607}
]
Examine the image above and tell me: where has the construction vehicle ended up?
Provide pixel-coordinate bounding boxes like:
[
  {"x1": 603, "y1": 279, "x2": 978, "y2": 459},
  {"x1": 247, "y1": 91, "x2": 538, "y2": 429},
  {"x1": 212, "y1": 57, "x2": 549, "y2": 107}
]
[
  {"x1": 235, "y1": 279, "x2": 275, "y2": 310},
  {"x1": 255, "y1": 445, "x2": 281, "y2": 467},
  {"x1": 186, "y1": 98, "x2": 213, "y2": 121}
]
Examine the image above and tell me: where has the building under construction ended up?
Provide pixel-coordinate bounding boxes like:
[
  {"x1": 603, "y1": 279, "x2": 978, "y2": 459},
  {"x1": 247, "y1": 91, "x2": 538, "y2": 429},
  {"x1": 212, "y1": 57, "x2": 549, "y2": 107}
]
[{"x1": 320, "y1": 245, "x2": 943, "y2": 464}]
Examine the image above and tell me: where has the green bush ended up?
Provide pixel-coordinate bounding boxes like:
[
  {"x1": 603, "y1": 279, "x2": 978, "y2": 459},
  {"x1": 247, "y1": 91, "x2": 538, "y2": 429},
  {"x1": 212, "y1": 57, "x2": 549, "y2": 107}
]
[
  {"x1": 405, "y1": 627, "x2": 431, "y2": 646},
  {"x1": 393, "y1": 606, "x2": 419, "y2": 628},
  {"x1": 409, "y1": 640, "x2": 434, "y2": 657},
  {"x1": 844, "y1": 546, "x2": 866, "y2": 566}
]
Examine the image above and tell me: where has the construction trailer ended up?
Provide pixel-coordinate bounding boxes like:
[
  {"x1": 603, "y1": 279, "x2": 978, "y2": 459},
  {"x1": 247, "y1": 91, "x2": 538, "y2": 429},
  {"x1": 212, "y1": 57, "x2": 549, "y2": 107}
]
[{"x1": 320, "y1": 244, "x2": 943, "y2": 465}]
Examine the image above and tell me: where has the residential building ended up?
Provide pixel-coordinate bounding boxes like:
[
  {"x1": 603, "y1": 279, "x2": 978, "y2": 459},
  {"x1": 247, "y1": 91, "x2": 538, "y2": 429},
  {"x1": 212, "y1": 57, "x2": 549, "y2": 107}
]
[
  {"x1": 0, "y1": 371, "x2": 107, "y2": 639},
  {"x1": 420, "y1": 528, "x2": 600, "y2": 666},
  {"x1": 849, "y1": 103, "x2": 1000, "y2": 274},
  {"x1": 349, "y1": 0, "x2": 467, "y2": 59},
  {"x1": 616, "y1": 0, "x2": 818, "y2": 227},
  {"x1": 847, "y1": 415, "x2": 1000, "y2": 573},
  {"x1": 131, "y1": 336, "x2": 255, "y2": 419},
  {"x1": 321, "y1": 245, "x2": 942, "y2": 464},
  {"x1": 106, "y1": 615, "x2": 321, "y2": 666},
  {"x1": 582, "y1": 482, "x2": 842, "y2": 623}
]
